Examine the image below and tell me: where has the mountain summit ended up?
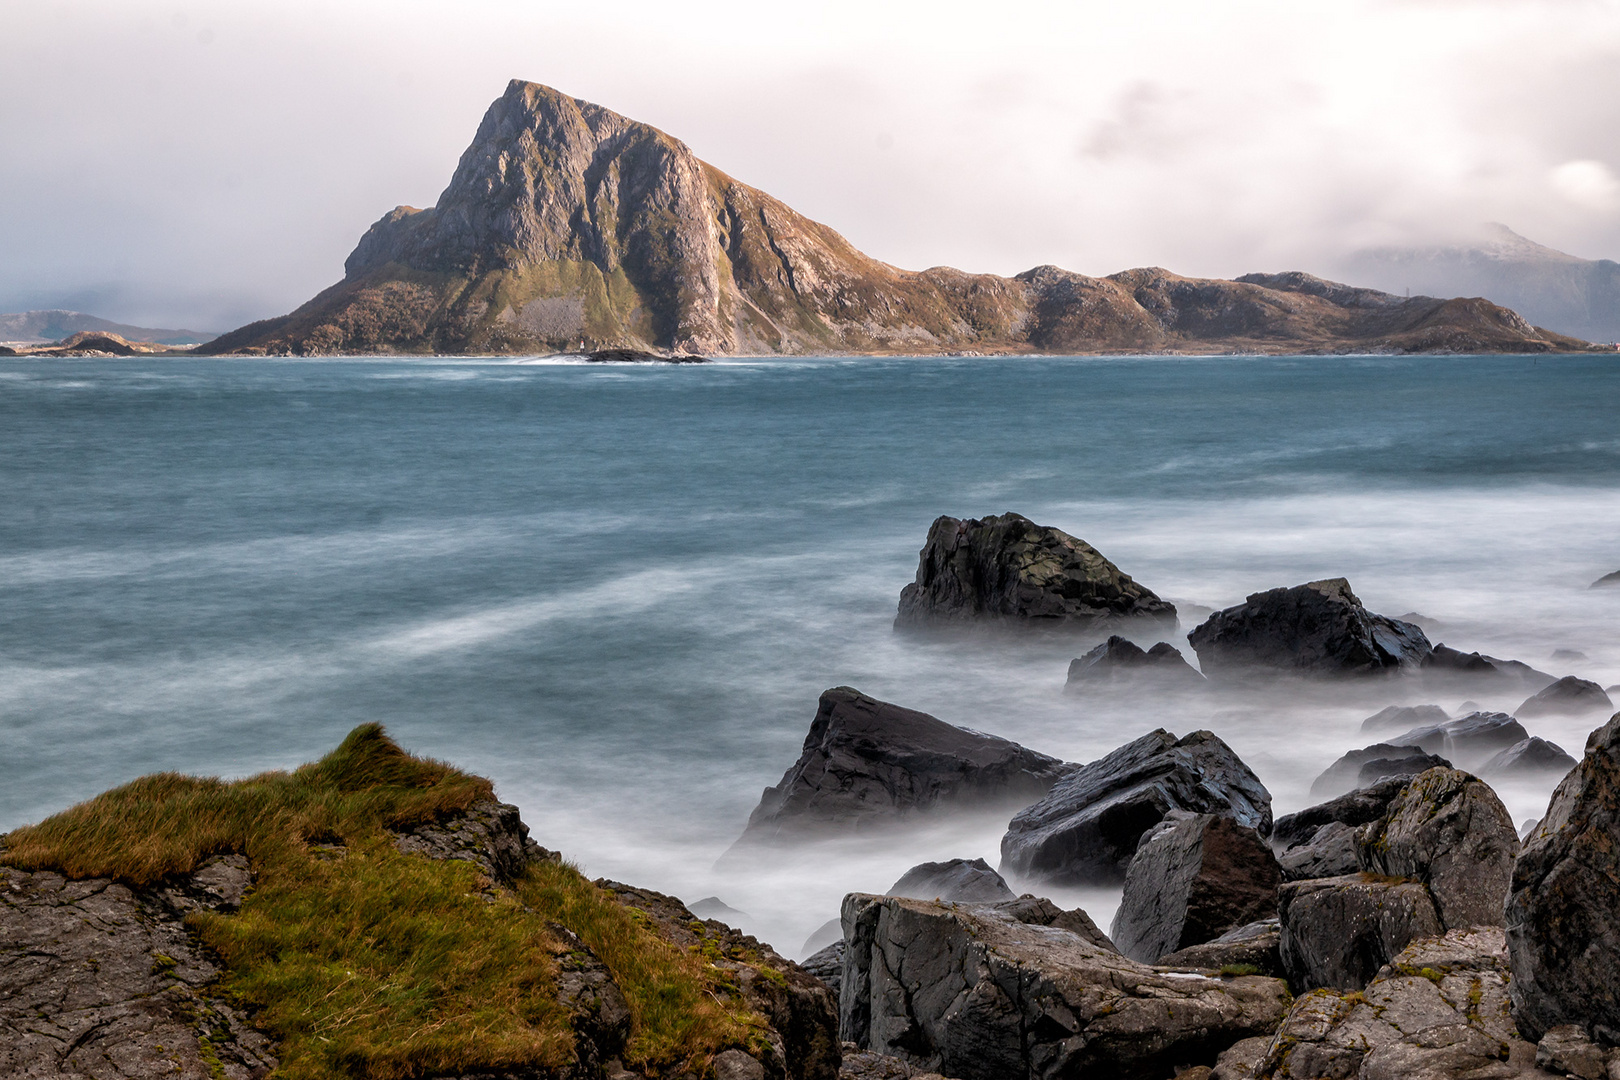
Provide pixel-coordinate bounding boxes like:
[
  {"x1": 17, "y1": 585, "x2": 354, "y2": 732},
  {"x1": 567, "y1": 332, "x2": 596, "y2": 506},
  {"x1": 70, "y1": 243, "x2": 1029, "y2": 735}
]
[{"x1": 207, "y1": 81, "x2": 1592, "y2": 356}]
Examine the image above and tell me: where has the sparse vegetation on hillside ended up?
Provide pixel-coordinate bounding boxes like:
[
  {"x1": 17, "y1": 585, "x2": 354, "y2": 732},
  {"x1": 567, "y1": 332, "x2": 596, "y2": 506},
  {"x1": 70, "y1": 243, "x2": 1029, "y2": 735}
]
[{"x1": 2, "y1": 724, "x2": 762, "y2": 1079}]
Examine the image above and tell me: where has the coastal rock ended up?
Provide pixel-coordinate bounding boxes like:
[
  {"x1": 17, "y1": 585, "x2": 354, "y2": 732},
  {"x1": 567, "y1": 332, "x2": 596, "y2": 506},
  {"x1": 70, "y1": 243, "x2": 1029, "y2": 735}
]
[
  {"x1": 887, "y1": 858, "x2": 1015, "y2": 903},
  {"x1": 1517, "y1": 675, "x2": 1615, "y2": 718},
  {"x1": 1360, "y1": 703, "x2": 1450, "y2": 733},
  {"x1": 1110, "y1": 813, "x2": 1281, "y2": 964},
  {"x1": 690, "y1": 896, "x2": 749, "y2": 922},
  {"x1": 734, "y1": 687, "x2": 1070, "y2": 845},
  {"x1": 801, "y1": 941, "x2": 846, "y2": 998},
  {"x1": 1210, "y1": 1037, "x2": 1273, "y2": 1080},
  {"x1": 1000, "y1": 729, "x2": 1272, "y2": 886},
  {"x1": 1186, "y1": 578, "x2": 1432, "y2": 677},
  {"x1": 0, "y1": 859, "x2": 279, "y2": 1079},
  {"x1": 1271, "y1": 776, "x2": 1409, "y2": 880},
  {"x1": 1254, "y1": 928, "x2": 1543, "y2": 1079},
  {"x1": 1424, "y1": 643, "x2": 1557, "y2": 689},
  {"x1": 1482, "y1": 737, "x2": 1579, "y2": 780},
  {"x1": 1309, "y1": 742, "x2": 1448, "y2": 799},
  {"x1": 1390, "y1": 710, "x2": 1530, "y2": 769},
  {"x1": 839, "y1": 893, "x2": 1291, "y2": 1080},
  {"x1": 1277, "y1": 874, "x2": 1444, "y2": 991},
  {"x1": 1591, "y1": 570, "x2": 1620, "y2": 588},
  {"x1": 392, "y1": 796, "x2": 540, "y2": 885},
  {"x1": 895, "y1": 514, "x2": 1176, "y2": 631},
  {"x1": 1358, "y1": 767, "x2": 1519, "y2": 930},
  {"x1": 837, "y1": 1043, "x2": 956, "y2": 1080},
  {"x1": 1158, "y1": 919, "x2": 1285, "y2": 980},
  {"x1": 1275, "y1": 820, "x2": 1362, "y2": 881},
  {"x1": 1505, "y1": 713, "x2": 1620, "y2": 1044},
  {"x1": 1535, "y1": 1026, "x2": 1610, "y2": 1079},
  {"x1": 1066, "y1": 636, "x2": 1204, "y2": 688}
]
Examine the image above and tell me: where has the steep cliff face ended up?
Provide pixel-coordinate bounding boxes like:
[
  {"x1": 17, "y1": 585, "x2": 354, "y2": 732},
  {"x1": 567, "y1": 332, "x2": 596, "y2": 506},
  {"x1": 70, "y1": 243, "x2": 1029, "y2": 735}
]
[{"x1": 205, "y1": 80, "x2": 1595, "y2": 357}]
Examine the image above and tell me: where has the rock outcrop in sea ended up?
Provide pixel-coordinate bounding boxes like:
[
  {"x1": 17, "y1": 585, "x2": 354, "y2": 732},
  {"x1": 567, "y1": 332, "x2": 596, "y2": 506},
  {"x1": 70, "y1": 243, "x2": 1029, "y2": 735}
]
[{"x1": 198, "y1": 80, "x2": 1598, "y2": 357}]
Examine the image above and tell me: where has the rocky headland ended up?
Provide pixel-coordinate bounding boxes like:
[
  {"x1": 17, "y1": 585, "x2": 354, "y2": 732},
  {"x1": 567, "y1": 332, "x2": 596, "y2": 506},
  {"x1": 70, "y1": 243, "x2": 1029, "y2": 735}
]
[{"x1": 198, "y1": 80, "x2": 1596, "y2": 358}]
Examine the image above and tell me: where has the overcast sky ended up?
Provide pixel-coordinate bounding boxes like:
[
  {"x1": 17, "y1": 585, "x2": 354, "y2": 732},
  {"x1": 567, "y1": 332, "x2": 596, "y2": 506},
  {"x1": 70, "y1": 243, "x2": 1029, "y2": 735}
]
[{"x1": 4, "y1": 0, "x2": 1619, "y2": 331}]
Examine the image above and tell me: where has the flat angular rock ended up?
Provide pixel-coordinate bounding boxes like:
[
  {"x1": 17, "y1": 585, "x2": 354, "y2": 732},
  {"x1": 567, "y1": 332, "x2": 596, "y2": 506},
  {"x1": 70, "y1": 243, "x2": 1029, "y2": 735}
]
[
  {"x1": 1359, "y1": 766, "x2": 1519, "y2": 930},
  {"x1": 1111, "y1": 813, "x2": 1281, "y2": 964},
  {"x1": 887, "y1": 857, "x2": 1015, "y2": 903},
  {"x1": 1356, "y1": 750, "x2": 1455, "y2": 790},
  {"x1": 1277, "y1": 874, "x2": 1444, "y2": 991},
  {"x1": 1506, "y1": 712, "x2": 1620, "y2": 1043},
  {"x1": 1517, "y1": 675, "x2": 1615, "y2": 718},
  {"x1": 1310, "y1": 742, "x2": 1446, "y2": 799},
  {"x1": 1000, "y1": 729, "x2": 1272, "y2": 886},
  {"x1": 1272, "y1": 776, "x2": 1409, "y2": 881},
  {"x1": 840, "y1": 893, "x2": 1290, "y2": 1080},
  {"x1": 895, "y1": 513, "x2": 1176, "y2": 631},
  {"x1": 1066, "y1": 636, "x2": 1204, "y2": 688},
  {"x1": 1360, "y1": 703, "x2": 1450, "y2": 733},
  {"x1": 1481, "y1": 737, "x2": 1578, "y2": 780},
  {"x1": 1255, "y1": 928, "x2": 1543, "y2": 1079},
  {"x1": 1158, "y1": 919, "x2": 1284, "y2": 979},
  {"x1": 735, "y1": 687, "x2": 1070, "y2": 845},
  {"x1": 1187, "y1": 577, "x2": 1431, "y2": 677}
]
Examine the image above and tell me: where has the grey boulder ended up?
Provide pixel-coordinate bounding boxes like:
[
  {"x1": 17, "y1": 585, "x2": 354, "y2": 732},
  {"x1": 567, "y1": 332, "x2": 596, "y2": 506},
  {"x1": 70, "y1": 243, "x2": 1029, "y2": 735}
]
[
  {"x1": 1157, "y1": 918, "x2": 1284, "y2": 979},
  {"x1": 1110, "y1": 812, "x2": 1281, "y2": 964},
  {"x1": 1273, "y1": 776, "x2": 1410, "y2": 881},
  {"x1": 1360, "y1": 703, "x2": 1450, "y2": 733},
  {"x1": 895, "y1": 513, "x2": 1176, "y2": 631},
  {"x1": 733, "y1": 687, "x2": 1070, "y2": 846},
  {"x1": 1000, "y1": 729, "x2": 1272, "y2": 886},
  {"x1": 1517, "y1": 675, "x2": 1614, "y2": 718},
  {"x1": 1065, "y1": 636, "x2": 1204, "y2": 688},
  {"x1": 800, "y1": 940, "x2": 845, "y2": 997},
  {"x1": 1309, "y1": 742, "x2": 1449, "y2": 799},
  {"x1": 1424, "y1": 643, "x2": 1557, "y2": 690},
  {"x1": 1186, "y1": 577, "x2": 1431, "y2": 677},
  {"x1": 1278, "y1": 874, "x2": 1444, "y2": 991},
  {"x1": 840, "y1": 893, "x2": 1290, "y2": 1080},
  {"x1": 887, "y1": 858, "x2": 1016, "y2": 903},
  {"x1": 1506, "y1": 712, "x2": 1620, "y2": 1043},
  {"x1": 1389, "y1": 710, "x2": 1530, "y2": 769},
  {"x1": 1481, "y1": 737, "x2": 1579, "y2": 781}
]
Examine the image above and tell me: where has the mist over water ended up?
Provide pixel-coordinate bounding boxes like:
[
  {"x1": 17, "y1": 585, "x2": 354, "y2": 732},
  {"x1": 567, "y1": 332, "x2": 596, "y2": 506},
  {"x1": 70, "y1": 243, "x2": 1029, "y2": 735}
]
[{"x1": 2, "y1": 354, "x2": 1617, "y2": 957}]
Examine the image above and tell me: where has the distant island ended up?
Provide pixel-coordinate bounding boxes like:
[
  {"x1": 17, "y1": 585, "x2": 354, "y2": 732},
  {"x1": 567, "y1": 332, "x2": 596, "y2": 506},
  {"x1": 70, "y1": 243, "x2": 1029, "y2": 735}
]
[
  {"x1": 202, "y1": 80, "x2": 1597, "y2": 358},
  {"x1": 0, "y1": 309, "x2": 216, "y2": 349}
]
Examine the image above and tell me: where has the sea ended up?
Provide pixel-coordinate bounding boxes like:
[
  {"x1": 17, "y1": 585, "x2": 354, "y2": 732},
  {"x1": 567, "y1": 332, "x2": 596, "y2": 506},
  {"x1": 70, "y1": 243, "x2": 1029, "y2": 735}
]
[{"x1": 2, "y1": 353, "x2": 1618, "y2": 955}]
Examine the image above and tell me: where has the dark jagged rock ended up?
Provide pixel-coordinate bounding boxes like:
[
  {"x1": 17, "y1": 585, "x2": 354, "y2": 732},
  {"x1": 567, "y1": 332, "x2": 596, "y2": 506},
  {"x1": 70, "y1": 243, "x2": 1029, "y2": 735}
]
[
  {"x1": 1000, "y1": 729, "x2": 1272, "y2": 886},
  {"x1": 1388, "y1": 710, "x2": 1530, "y2": 770},
  {"x1": 1255, "y1": 928, "x2": 1543, "y2": 1079},
  {"x1": 1591, "y1": 570, "x2": 1620, "y2": 588},
  {"x1": 839, "y1": 893, "x2": 1290, "y2": 1080},
  {"x1": 1359, "y1": 767, "x2": 1519, "y2": 930},
  {"x1": 886, "y1": 857, "x2": 1015, "y2": 903},
  {"x1": 689, "y1": 895, "x2": 749, "y2": 922},
  {"x1": 1110, "y1": 813, "x2": 1281, "y2": 964},
  {"x1": 1517, "y1": 675, "x2": 1615, "y2": 718},
  {"x1": 1066, "y1": 635, "x2": 1204, "y2": 688},
  {"x1": 1423, "y1": 643, "x2": 1557, "y2": 689},
  {"x1": 1359, "y1": 703, "x2": 1449, "y2": 733},
  {"x1": 1506, "y1": 713, "x2": 1620, "y2": 1044},
  {"x1": 1272, "y1": 776, "x2": 1410, "y2": 881},
  {"x1": 393, "y1": 796, "x2": 543, "y2": 885},
  {"x1": 1278, "y1": 874, "x2": 1443, "y2": 991},
  {"x1": 1157, "y1": 918, "x2": 1284, "y2": 979},
  {"x1": 1309, "y1": 743, "x2": 1448, "y2": 799},
  {"x1": 580, "y1": 348, "x2": 706, "y2": 363},
  {"x1": 734, "y1": 687, "x2": 1070, "y2": 846},
  {"x1": 1275, "y1": 820, "x2": 1361, "y2": 881},
  {"x1": 800, "y1": 941, "x2": 845, "y2": 998},
  {"x1": 1481, "y1": 736, "x2": 1579, "y2": 780},
  {"x1": 895, "y1": 514, "x2": 1175, "y2": 632},
  {"x1": 987, "y1": 893, "x2": 1119, "y2": 951},
  {"x1": 1186, "y1": 578, "x2": 1431, "y2": 678}
]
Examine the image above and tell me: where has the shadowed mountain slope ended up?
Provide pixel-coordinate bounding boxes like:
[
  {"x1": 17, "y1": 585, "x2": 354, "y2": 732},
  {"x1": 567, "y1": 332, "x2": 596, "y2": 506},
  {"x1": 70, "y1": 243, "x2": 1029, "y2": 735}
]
[{"x1": 205, "y1": 81, "x2": 1594, "y2": 357}]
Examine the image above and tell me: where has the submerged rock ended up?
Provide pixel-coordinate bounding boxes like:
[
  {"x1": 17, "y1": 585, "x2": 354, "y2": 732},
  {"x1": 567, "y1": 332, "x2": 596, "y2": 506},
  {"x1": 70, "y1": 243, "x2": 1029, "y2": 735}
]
[
  {"x1": 1388, "y1": 710, "x2": 1530, "y2": 770},
  {"x1": 1423, "y1": 643, "x2": 1556, "y2": 689},
  {"x1": 1506, "y1": 712, "x2": 1620, "y2": 1043},
  {"x1": 1481, "y1": 737, "x2": 1579, "y2": 780},
  {"x1": 1591, "y1": 570, "x2": 1620, "y2": 588},
  {"x1": 1000, "y1": 729, "x2": 1272, "y2": 886},
  {"x1": 1110, "y1": 812, "x2": 1281, "y2": 964},
  {"x1": 1309, "y1": 742, "x2": 1449, "y2": 799},
  {"x1": 894, "y1": 513, "x2": 1176, "y2": 631},
  {"x1": 1065, "y1": 636, "x2": 1204, "y2": 689},
  {"x1": 734, "y1": 687, "x2": 1070, "y2": 846},
  {"x1": 1359, "y1": 703, "x2": 1450, "y2": 734},
  {"x1": 1186, "y1": 578, "x2": 1431, "y2": 677},
  {"x1": 1517, "y1": 675, "x2": 1614, "y2": 718},
  {"x1": 886, "y1": 857, "x2": 1016, "y2": 903},
  {"x1": 840, "y1": 893, "x2": 1290, "y2": 1080}
]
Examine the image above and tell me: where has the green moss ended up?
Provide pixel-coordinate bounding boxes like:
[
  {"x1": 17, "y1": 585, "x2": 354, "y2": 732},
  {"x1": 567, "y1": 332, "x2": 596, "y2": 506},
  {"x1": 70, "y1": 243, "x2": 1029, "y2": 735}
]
[{"x1": 1218, "y1": 963, "x2": 1263, "y2": 977}]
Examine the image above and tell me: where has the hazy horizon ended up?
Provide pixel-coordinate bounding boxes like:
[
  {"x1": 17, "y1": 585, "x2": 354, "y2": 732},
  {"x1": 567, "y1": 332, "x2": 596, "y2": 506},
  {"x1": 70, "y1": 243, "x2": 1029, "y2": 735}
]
[{"x1": 4, "y1": 0, "x2": 1620, "y2": 332}]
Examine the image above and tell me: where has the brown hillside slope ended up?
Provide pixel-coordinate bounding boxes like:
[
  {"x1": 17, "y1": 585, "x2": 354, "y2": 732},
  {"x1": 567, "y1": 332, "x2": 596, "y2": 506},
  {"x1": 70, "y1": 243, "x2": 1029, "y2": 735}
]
[{"x1": 204, "y1": 80, "x2": 1594, "y2": 357}]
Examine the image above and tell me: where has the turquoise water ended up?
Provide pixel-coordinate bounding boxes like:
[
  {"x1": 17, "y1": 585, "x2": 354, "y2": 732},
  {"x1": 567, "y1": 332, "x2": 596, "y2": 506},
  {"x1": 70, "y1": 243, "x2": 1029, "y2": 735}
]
[{"x1": 3, "y1": 354, "x2": 1618, "y2": 950}]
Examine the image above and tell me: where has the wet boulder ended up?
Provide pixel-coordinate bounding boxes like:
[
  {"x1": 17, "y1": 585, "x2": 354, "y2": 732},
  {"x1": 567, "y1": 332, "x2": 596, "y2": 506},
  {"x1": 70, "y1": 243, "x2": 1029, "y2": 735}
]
[
  {"x1": 1358, "y1": 766, "x2": 1519, "y2": 930},
  {"x1": 1517, "y1": 675, "x2": 1614, "y2": 719},
  {"x1": 1423, "y1": 643, "x2": 1556, "y2": 689},
  {"x1": 887, "y1": 858, "x2": 1015, "y2": 903},
  {"x1": 1186, "y1": 578, "x2": 1431, "y2": 677},
  {"x1": 895, "y1": 513, "x2": 1176, "y2": 631},
  {"x1": 1000, "y1": 729, "x2": 1272, "y2": 886},
  {"x1": 1506, "y1": 712, "x2": 1620, "y2": 1043},
  {"x1": 1309, "y1": 743, "x2": 1449, "y2": 799},
  {"x1": 1359, "y1": 703, "x2": 1449, "y2": 734},
  {"x1": 1272, "y1": 776, "x2": 1408, "y2": 881},
  {"x1": 839, "y1": 893, "x2": 1290, "y2": 1080},
  {"x1": 1255, "y1": 928, "x2": 1541, "y2": 1079},
  {"x1": 1110, "y1": 812, "x2": 1281, "y2": 964},
  {"x1": 1389, "y1": 710, "x2": 1529, "y2": 769},
  {"x1": 1274, "y1": 820, "x2": 1361, "y2": 881},
  {"x1": 1481, "y1": 737, "x2": 1578, "y2": 782},
  {"x1": 1066, "y1": 636, "x2": 1204, "y2": 689},
  {"x1": 733, "y1": 687, "x2": 1070, "y2": 846},
  {"x1": 1278, "y1": 874, "x2": 1444, "y2": 991},
  {"x1": 1157, "y1": 918, "x2": 1284, "y2": 979}
]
